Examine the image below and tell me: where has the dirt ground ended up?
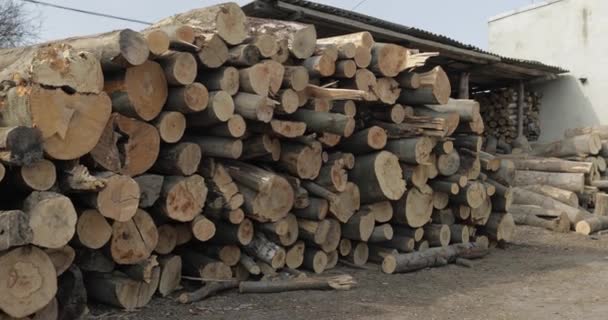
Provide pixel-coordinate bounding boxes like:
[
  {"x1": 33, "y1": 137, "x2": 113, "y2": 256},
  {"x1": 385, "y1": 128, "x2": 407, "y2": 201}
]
[{"x1": 91, "y1": 226, "x2": 608, "y2": 320}]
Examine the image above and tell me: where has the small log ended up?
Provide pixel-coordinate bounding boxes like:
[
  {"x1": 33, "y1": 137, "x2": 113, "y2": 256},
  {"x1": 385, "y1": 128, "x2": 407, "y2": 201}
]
[
  {"x1": 238, "y1": 63, "x2": 271, "y2": 96},
  {"x1": 385, "y1": 137, "x2": 433, "y2": 165},
  {"x1": 143, "y1": 29, "x2": 170, "y2": 56},
  {"x1": 339, "y1": 239, "x2": 352, "y2": 256},
  {"x1": 243, "y1": 233, "x2": 286, "y2": 269},
  {"x1": 85, "y1": 268, "x2": 160, "y2": 310},
  {"x1": 423, "y1": 224, "x2": 451, "y2": 247},
  {"x1": 480, "y1": 213, "x2": 516, "y2": 242},
  {"x1": 341, "y1": 68, "x2": 377, "y2": 100},
  {"x1": 121, "y1": 255, "x2": 159, "y2": 283},
  {"x1": 512, "y1": 187, "x2": 590, "y2": 224},
  {"x1": 575, "y1": 216, "x2": 608, "y2": 235},
  {"x1": 186, "y1": 136, "x2": 242, "y2": 159},
  {"x1": 152, "y1": 142, "x2": 201, "y2": 176},
  {"x1": 512, "y1": 211, "x2": 570, "y2": 233},
  {"x1": 278, "y1": 142, "x2": 322, "y2": 180},
  {"x1": 75, "y1": 209, "x2": 112, "y2": 250},
  {"x1": 153, "y1": 175, "x2": 207, "y2": 222},
  {"x1": 368, "y1": 224, "x2": 394, "y2": 242},
  {"x1": 302, "y1": 54, "x2": 335, "y2": 77},
  {"x1": 239, "y1": 275, "x2": 356, "y2": 293},
  {"x1": 301, "y1": 181, "x2": 360, "y2": 223},
  {"x1": 156, "y1": 51, "x2": 197, "y2": 86},
  {"x1": 341, "y1": 211, "x2": 375, "y2": 242},
  {"x1": 452, "y1": 182, "x2": 485, "y2": 209},
  {"x1": 43, "y1": 244, "x2": 75, "y2": 277},
  {"x1": 197, "y1": 67, "x2": 239, "y2": 96},
  {"x1": 338, "y1": 126, "x2": 387, "y2": 154},
  {"x1": 349, "y1": 151, "x2": 406, "y2": 203},
  {"x1": 0, "y1": 210, "x2": 32, "y2": 251},
  {"x1": 23, "y1": 192, "x2": 77, "y2": 249},
  {"x1": 211, "y1": 219, "x2": 254, "y2": 246},
  {"x1": 282, "y1": 66, "x2": 309, "y2": 91},
  {"x1": 89, "y1": 113, "x2": 160, "y2": 176},
  {"x1": 191, "y1": 215, "x2": 216, "y2": 242},
  {"x1": 152, "y1": 111, "x2": 186, "y2": 143},
  {"x1": 360, "y1": 201, "x2": 393, "y2": 223},
  {"x1": 134, "y1": 174, "x2": 164, "y2": 208},
  {"x1": 186, "y1": 91, "x2": 235, "y2": 127},
  {"x1": 334, "y1": 60, "x2": 357, "y2": 78},
  {"x1": 154, "y1": 224, "x2": 178, "y2": 254},
  {"x1": 392, "y1": 188, "x2": 434, "y2": 228},
  {"x1": 56, "y1": 265, "x2": 87, "y2": 320},
  {"x1": 401, "y1": 163, "x2": 429, "y2": 189},
  {"x1": 208, "y1": 114, "x2": 247, "y2": 138},
  {"x1": 179, "y1": 249, "x2": 233, "y2": 280},
  {"x1": 226, "y1": 44, "x2": 260, "y2": 67},
  {"x1": 302, "y1": 248, "x2": 328, "y2": 274},
  {"x1": 0, "y1": 246, "x2": 57, "y2": 318},
  {"x1": 369, "y1": 104, "x2": 406, "y2": 124},
  {"x1": 396, "y1": 72, "x2": 420, "y2": 89},
  {"x1": 425, "y1": 99, "x2": 480, "y2": 122},
  {"x1": 470, "y1": 196, "x2": 492, "y2": 226},
  {"x1": 345, "y1": 242, "x2": 369, "y2": 266},
  {"x1": 449, "y1": 224, "x2": 470, "y2": 244},
  {"x1": 398, "y1": 66, "x2": 450, "y2": 105},
  {"x1": 110, "y1": 209, "x2": 159, "y2": 265},
  {"x1": 432, "y1": 208, "x2": 455, "y2": 225},
  {"x1": 293, "y1": 197, "x2": 329, "y2": 220},
  {"x1": 288, "y1": 109, "x2": 355, "y2": 137},
  {"x1": 233, "y1": 92, "x2": 273, "y2": 122},
  {"x1": 157, "y1": 255, "x2": 182, "y2": 297},
  {"x1": 382, "y1": 242, "x2": 487, "y2": 274}
]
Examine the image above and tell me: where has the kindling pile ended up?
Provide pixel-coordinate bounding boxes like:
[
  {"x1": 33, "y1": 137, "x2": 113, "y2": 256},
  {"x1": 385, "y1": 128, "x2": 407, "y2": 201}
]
[{"x1": 0, "y1": 2, "x2": 512, "y2": 318}]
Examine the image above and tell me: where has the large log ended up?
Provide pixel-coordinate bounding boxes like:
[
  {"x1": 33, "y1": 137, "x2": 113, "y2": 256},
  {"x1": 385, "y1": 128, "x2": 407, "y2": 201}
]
[
  {"x1": 0, "y1": 246, "x2": 57, "y2": 318},
  {"x1": 0, "y1": 84, "x2": 111, "y2": 160},
  {"x1": 349, "y1": 151, "x2": 405, "y2": 203},
  {"x1": 152, "y1": 3, "x2": 246, "y2": 45},
  {"x1": 89, "y1": 113, "x2": 160, "y2": 176},
  {"x1": 0, "y1": 43, "x2": 103, "y2": 93},
  {"x1": 398, "y1": 66, "x2": 451, "y2": 105},
  {"x1": 385, "y1": 137, "x2": 433, "y2": 165},
  {"x1": 110, "y1": 209, "x2": 159, "y2": 265},
  {"x1": 480, "y1": 213, "x2": 516, "y2": 242},
  {"x1": 23, "y1": 192, "x2": 77, "y2": 249},
  {"x1": 512, "y1": 187, "x2": 589, "y2": 225},
  {"x1": 564, "y1": 125, "x2": 608, "y2": 139},
  {"x1": 246, "y1": 17, "x2": 317, "y2": 59},
  {"x1": 531, "y1": 134, "x2": 602, "y2": 157},
  {"x1": 511, "y1": 210, "x2": 570, "y2": 233},
  {"x1": 513, "y1": 170, "x2": 585, "y2": 193}
]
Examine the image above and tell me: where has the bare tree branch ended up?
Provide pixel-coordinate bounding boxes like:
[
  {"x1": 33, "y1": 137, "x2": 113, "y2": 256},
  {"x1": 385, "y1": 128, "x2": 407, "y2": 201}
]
[{"x1": 0, "y1": 0, "x2": 40, "y2": 48}]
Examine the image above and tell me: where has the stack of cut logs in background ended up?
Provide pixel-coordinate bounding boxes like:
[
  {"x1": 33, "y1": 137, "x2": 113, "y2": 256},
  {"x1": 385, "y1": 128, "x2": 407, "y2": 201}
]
[
  {"x1": 481, "y1": 124, "x2": 608, "y2": 236},
  {"x1": 476, "y1": 88, "x2": 542, "y2": 144},
  {"x1": 0, "y1": 2, "x2": 513, "y2": 318}
]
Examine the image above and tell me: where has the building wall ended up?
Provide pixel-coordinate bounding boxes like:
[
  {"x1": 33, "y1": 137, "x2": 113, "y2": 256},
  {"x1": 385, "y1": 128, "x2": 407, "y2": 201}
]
[{"x1": 488, "y1": 0, "x2": 608, "y2": 142}]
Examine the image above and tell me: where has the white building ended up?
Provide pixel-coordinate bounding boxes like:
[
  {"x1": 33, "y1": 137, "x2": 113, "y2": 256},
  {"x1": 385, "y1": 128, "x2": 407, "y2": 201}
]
[{"x1": 488, "y1": 0, "x2": 608, "y2": 142}]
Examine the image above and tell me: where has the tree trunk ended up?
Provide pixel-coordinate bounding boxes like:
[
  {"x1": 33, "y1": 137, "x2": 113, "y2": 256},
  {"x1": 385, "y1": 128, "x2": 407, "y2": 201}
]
[
  {"x1": 512, "y1": 187, "x2": 590, "y2": 225},
  {"x1": 0, "y1": 84, "x2": 112, "y2": 160},
  {"x1": 575, "y1": 216, "x2": 608, "y2": 235},
  {"x1": 513, "y1": 170, "x2": 585, "y2": 193},
  {"x1": 89, "y1": 113, "x2": 160, "y2": 176},
  {"x1": 243, "y1": 233, "x2": 286, "y2": 269},
  {"x1": 23, "y1": 192, "x2": 77, "y2": 249},
  {"x1": 110, "y1": 209, "x2": 159, "y2": 265},
  {"x1": 349, "y1": 151, "x2": 406, "y2": 203},
  {"x1": 512, "y1": 211, "x2": 570, "y2": 233},
  {"x1": 0, "y1": 246, "x2": 57, "y2": 318}
]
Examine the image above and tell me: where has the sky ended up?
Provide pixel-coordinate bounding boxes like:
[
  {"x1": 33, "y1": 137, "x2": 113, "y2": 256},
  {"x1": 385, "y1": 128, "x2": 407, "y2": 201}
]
[{"x1": 21, "y1": 0, "x2": 541, "y2": 49}]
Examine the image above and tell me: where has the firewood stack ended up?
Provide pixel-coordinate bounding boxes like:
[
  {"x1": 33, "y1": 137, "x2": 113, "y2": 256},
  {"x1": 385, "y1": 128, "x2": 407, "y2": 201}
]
[
  {"x1": 0, "y1": 2, "x2": 511, "y2": 317},
  {"x1": 475, "y1": 88, "x2": 542, "y2": 144},
  {"x1": 483, "y1": 125, "x2": 608, "y2": 236}
]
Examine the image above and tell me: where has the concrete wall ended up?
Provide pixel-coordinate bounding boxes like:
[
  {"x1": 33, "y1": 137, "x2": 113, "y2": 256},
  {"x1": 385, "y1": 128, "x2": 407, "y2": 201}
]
[{"x1": 488, "y1": 0, "x2": 608, "y2": 142}]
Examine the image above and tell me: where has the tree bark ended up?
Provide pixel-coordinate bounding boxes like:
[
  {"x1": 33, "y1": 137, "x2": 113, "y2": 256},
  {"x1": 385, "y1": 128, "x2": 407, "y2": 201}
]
[
  {"x1": 382, "y1": 242, "x2": 487, "y2": 274},
  {"x1": 519, "y1": 184, "x2": 579, "y2": 207},
  {"x1": 0, "y1": 126, "x2": 43, "y2": 166},
  {"x1": 513, "y1": 170, "x2": 585, "y2": 193},
  {"x1": 531, "y1": 133, "x2": 602, "y2": 157},
  {"x1": 0, "y1": 210, "x2": 32, "y2": 251},
  {"x1": 151, "y1": 142, "x2": 201, "y2": 176}
]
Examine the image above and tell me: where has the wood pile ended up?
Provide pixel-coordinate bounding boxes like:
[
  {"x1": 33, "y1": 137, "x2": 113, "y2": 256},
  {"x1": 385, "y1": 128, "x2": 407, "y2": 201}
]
[
  {"x1": 483, "y1": 125, "x2": 608, "y2": 236},
  {"x1": 0, "y1": 2, "x2": 509, "y2": 317},
  {"x1": 475, "y1": 88, "x2": 542, "y2": 144}
]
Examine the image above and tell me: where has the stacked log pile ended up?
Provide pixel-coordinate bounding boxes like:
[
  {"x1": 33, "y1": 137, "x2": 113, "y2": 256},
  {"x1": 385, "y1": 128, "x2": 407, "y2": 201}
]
[
  {"x1": 475, "y1": 88, "x2": 542, "y2": 144},
  {"x1": 0, "y1": 2, "x2": 511, "y2": 317},
  {"x1": 484, "y1": 126, "x2": 608, "y2": 236}
]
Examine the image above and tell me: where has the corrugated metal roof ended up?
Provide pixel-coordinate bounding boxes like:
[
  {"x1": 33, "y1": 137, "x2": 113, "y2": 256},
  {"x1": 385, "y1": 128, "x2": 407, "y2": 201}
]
[{"x1": 242, "y1": 0, "x2": 567, "y2": 75}]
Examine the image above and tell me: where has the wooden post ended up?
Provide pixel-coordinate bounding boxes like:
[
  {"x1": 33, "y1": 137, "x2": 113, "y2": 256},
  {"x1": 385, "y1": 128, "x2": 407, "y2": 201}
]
[{"x1": 458, "y1": 72, "x2": 470, "y2": 99}]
